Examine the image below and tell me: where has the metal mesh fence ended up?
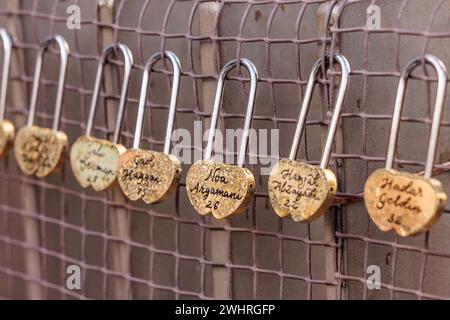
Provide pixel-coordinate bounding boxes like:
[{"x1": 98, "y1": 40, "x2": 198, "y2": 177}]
[{"x1": 0, "y1": 0, "x2": 449, "y2": 300}]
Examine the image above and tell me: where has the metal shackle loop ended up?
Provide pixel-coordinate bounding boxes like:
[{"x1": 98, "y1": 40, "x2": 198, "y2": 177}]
[
  {"x1": 204, "y1": 58, "x2": 258, "y2": 167},
  {"x1": 27, "y1": 35, "x2": 69, "y2": 130},
  {"x1": 385, "y1": 54, "x2": 448, "y2": 178},
  {"x1": 0, "y1": 28, "x2": 12, "y2": 121},
  {"x1": 85, "y1": 43, "x2": 133, "y2": 144},
  {"x1": 133, "y1": 51, "x2": 181, "y2": 153},
  {"x1": 289, "y1": 53, "x2": 350, "y2": 169}
]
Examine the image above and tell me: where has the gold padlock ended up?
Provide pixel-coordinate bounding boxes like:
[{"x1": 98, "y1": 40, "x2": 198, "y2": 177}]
[
  {"x1": 70, "y1": 43, "x2": 133, "y2": 191},
  {"x1": 0, "y1": 29, "x2": 14, "y2": 158},
  {"x1": 364, "y1": 54, "x2": 448, "y2": 237},
  {"x1": 118, "y1": 51, "x2": 181, "y2": 204},
  {"x1": 14, "y1": 35, "x2": 69, "y2": 177},
  {"x1": 268, "y1": 53, "x2": 350, "y2": 222},
  {"x1": 186, "y1": 58, "x2": 258, "y2": 219}
]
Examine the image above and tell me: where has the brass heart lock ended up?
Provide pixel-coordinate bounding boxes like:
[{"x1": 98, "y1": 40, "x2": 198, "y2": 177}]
[
  {"x1": 118, "y1": 51, "x2": 181, "y2": 203},
  {"x1": 364, "y1": 55, "x2": 448, "y2": 237},
  {"x1": 70, "y1": 43, "x2": 133, "y2": 191},
  {"x1": 268, "y1": 53, "x2": 350, "y2": 222},
  {"x1": 186, "y1": 58, "x2": 258, "y2": 219},
  {"x1": 0, "y1": 29, "x2": 14, "y2": 158},
  {"x1": 14, "y1": 35, "x2": 69, "y2": 177}
]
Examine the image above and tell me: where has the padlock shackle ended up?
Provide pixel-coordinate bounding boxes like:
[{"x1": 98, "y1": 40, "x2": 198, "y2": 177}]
[
  {"x1": 385, "y1": 55, "x2": 448, "y2": 178},
  {"x1": 0, "y1": 29, "x2": 12, "y2": 121},
  {"x1": 204, "y1": 58, "x2": 258, "y2": 167},
  {"x1": 27, "y1": 35, "x2": 69, "y2": 130},
  {"x1": 85, "y1": 43, "x2": 133, "y2": 144},
  {"x1": 289, "y1": 53, "x2": 350, "y2": 169},
  {"x1": 133, "y1": 51, "x2": 181, "y2": 153}
]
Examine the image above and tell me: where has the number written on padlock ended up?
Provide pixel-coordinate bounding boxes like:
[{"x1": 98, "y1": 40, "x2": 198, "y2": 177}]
[
  {"x1": 186, "y1": 160, "x2": 255, "y2": 219},
  {"x1": 269, "y1": 159, "x2": 337, "y2": 222}
]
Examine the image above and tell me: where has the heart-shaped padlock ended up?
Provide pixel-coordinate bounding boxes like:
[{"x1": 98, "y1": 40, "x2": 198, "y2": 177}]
[
  {"x1": 0, "y1": 29, "x2": 14, "y2": 158},
  {"x1": 14, "y1": 35, "x2": 69, "y2": 177},
  {"x1": 187, "y1": 160, "x2": 255, "y2": 219},
  {"x1": 268, "y1": 53, "x2": 350, "y2": 222},
  {"x1": 186, "y1": 58, "x2": 258, "y2": 219},
  {"x1": 364, "y1": 54, "x2": 448, "y2": 236},
  {"x1": 70, "y1": 43, "x2": 133, "y2": 191},
  {"x1": 118, "y1": 51, "x2": 182, "y2": 203}
]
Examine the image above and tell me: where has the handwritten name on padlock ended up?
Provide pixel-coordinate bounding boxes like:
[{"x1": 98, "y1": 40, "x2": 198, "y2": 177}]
[
  {"x1": 15, "y1": 126, "x2": 68, "y2": 177},
  {"x1": 268, "y1": 159, "x2": 336, "y2": 222},
  {"x1": 186, "y1": 161, "x2": 255, "y2": 219},
  {"x1": 118, "y1": 150, "x2": 181, "y2": 203},
  {"x1": 70, "y1": 135, "x2": 126, "y2": 191},
  {"x1": 364, "y1": 169, "x2": 446, "y2": 236}
]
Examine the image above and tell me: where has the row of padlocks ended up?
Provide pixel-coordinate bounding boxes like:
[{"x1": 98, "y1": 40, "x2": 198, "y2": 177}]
[{"x1": 0, "y1": 30, "x2": 448, "y2": 238}]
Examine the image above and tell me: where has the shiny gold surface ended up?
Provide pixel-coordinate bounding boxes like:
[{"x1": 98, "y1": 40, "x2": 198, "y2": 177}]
[
  {"x1": 364, "y1": 168, "x2": 447, "y2": 237},
  {"x1": 118, "y1": 149, "x2": 181, "y2": 204},
  {"x1": 0, "y1": 119, "x2": 15, "y2": 158},
  {"x1": 186, "y1": 160, "x2": 255, "y2": 219},
  {"x1": 70, "y1": 135, "x2": 126, "y2": 191},
  {"x1": 14, "y1": 125, "x2": 68, "y2": 177},
  {"x1": 268, "y1": 158, "x2": 337, "y2": 222}
]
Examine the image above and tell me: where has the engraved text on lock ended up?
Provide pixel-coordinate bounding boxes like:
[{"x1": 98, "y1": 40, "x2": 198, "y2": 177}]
[
  {"x1": 364, "y1": 169, "x2": 446, "y2": 236},
  {"x1": 118, "y1": 149, "x2": 181, "y2": 203},
  {"x1": 268, "y1": 159, "x2": 336, "y2": 222},
  {"x1": 15, "y1": 126, "x2": 68, "y2": 177},
  {"x1": 186, "y1": 160, "x2": 255, "y2": 219},
  {"x1": 70, "y1": 136, "x2": 126, "y2": 191}
]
